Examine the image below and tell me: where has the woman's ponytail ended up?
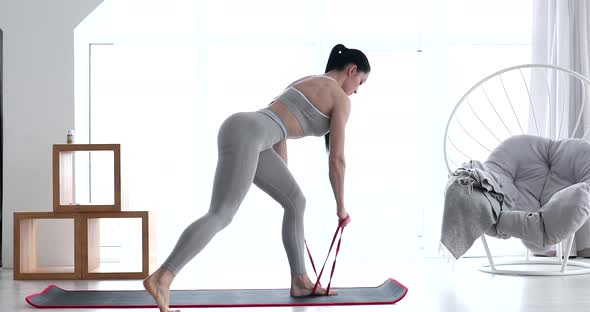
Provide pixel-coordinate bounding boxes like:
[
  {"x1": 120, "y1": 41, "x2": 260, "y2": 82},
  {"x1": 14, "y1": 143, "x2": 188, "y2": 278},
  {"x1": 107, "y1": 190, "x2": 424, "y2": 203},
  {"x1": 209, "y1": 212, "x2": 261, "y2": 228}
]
[{"x1": 325, "y1": 44, "x2": 348, "y2": 73}]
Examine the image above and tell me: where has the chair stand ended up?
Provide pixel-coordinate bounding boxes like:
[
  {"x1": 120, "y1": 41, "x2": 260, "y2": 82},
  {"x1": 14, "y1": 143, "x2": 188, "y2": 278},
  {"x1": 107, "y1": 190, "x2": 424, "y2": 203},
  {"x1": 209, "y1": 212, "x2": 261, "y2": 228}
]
[{"x1": 478, "y1": 235, "x2": 590, "y2": 276}]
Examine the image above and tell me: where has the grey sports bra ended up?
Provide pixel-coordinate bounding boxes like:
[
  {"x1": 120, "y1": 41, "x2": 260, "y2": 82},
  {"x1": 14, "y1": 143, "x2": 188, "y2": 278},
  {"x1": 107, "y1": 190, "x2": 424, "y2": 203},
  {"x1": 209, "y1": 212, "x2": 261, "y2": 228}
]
[{"x1": 272, "y1": 76, "x2": 333, "y2": 137}]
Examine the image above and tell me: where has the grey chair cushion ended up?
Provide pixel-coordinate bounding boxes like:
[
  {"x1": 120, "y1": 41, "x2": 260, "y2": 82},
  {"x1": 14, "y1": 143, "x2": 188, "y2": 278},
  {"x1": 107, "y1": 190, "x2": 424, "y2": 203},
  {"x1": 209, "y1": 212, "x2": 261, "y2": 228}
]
[
  {"x1": 541, "y1": 183, "x2": 590, "y2": 246},
  {"x1": 483, "y1": 135, "x2": 590, "y2": 249}
]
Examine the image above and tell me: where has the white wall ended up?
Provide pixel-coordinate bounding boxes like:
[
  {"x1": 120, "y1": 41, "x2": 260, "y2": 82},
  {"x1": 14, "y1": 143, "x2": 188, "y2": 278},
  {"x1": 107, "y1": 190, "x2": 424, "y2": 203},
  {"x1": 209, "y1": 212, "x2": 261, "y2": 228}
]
[{"x1": 0, "y1": 0, "x2": 103, "y2": 268}]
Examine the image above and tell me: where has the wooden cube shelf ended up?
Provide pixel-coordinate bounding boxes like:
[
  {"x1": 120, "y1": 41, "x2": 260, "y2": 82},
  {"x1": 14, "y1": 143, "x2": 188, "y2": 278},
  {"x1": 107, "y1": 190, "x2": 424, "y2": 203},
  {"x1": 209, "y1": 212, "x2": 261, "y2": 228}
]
[
  {"x1": 53, "y1": 144, "x2": 121, "y2": 212},
  {"x1": 13, "y1": 212, "x2": 82, "y2": 280},
  {"x1": 81, "y1": 211, "x2": 156, "y2": 279}
]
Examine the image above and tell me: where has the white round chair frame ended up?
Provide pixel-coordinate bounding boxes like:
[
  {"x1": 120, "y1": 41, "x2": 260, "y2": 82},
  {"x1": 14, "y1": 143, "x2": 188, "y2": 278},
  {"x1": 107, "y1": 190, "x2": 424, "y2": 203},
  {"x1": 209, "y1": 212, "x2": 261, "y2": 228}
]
[{"x1": 444, "y1": 64, "x2": 590, "y2": 276}]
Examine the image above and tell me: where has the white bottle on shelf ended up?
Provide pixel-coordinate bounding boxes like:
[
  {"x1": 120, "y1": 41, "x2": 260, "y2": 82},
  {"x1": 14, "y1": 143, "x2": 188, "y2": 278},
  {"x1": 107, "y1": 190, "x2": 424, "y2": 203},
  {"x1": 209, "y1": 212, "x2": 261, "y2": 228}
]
[{"x1": 67, "y1": 129, "x2": 75, "y2": 144}]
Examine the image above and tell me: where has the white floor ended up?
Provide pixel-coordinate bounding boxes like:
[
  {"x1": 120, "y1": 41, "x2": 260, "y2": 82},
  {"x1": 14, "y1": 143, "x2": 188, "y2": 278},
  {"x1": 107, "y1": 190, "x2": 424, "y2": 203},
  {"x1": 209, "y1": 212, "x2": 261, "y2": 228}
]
[{"x1": 3, "y1": 256, "x2": 590, "y2": 312}]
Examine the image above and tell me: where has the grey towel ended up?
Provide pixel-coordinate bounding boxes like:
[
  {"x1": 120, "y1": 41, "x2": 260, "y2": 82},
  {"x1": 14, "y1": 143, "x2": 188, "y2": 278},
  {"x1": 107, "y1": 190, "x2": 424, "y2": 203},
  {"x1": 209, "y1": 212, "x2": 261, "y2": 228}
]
[{"x1": 440, "y1": 161, "x2": 506, "y2": 259}]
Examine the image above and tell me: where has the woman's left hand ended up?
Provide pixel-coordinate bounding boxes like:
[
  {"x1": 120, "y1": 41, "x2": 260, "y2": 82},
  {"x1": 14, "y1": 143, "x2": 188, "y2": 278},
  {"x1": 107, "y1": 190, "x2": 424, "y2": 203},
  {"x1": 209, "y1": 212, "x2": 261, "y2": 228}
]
[{"x1": 338, "y1": 211, "x2": 351, "y2": 227}]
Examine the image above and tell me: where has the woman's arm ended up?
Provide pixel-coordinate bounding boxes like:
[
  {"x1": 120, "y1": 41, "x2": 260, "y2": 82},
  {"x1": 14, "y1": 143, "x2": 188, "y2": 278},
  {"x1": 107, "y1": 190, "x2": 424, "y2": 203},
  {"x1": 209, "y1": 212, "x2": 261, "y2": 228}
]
[
  {"x1": 273, "y1": 139, "x2": 288, "y2": 164},
  {"x1": 328, "y1": 97, "x2": 351, "y2": 221}
]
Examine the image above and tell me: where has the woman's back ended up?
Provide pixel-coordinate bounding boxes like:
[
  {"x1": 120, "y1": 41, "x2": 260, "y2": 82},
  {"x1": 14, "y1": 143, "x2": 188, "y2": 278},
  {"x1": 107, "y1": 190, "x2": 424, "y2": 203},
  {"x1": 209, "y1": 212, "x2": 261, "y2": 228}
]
[
  {"x1": 291, "y1": 75, "x2": 347, "y2": 116},
  {"x1": 268, "y1": 75, "x2": 347, "y2": 138}
]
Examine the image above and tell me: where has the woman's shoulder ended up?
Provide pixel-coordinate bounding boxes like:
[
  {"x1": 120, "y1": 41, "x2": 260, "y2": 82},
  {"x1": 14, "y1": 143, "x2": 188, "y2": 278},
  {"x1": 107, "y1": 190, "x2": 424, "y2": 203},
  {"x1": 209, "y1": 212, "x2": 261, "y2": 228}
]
[
  {"x1": 291, "y1": 74, "x2": 339, "y2": 86},
  {"x1": 288, "y1": 75, "x2": 314, "y2": 88}
]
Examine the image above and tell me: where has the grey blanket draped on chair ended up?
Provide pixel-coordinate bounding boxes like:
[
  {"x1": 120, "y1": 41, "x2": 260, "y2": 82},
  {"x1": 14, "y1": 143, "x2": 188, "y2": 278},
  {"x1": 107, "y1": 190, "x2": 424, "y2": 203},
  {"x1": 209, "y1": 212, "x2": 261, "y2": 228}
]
[{"x1": 440, "y1": 160, "x2": 506, "y2": 260}]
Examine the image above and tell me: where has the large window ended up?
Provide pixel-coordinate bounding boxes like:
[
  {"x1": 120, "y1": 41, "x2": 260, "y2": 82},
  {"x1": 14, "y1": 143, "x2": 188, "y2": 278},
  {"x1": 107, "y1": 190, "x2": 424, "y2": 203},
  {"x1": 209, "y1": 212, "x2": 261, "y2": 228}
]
[{"x1": 74, "y1": 0, "x2": 532, "y2": 276}]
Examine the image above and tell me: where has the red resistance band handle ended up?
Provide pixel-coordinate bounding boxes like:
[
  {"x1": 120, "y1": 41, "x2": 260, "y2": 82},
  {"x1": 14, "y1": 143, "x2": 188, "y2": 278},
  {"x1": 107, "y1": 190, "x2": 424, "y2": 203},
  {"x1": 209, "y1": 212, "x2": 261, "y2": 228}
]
[{"x1": 304, "y1": 216, "x2": 349, "y2": 295}]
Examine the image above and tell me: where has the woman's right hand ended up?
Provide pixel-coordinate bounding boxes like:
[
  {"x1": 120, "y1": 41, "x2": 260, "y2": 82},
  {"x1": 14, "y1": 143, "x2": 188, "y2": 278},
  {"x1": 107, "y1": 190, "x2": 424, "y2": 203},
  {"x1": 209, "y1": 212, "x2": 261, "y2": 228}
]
[{"x1": 337, "y1": 209, "x2": 350, "y2": 227}]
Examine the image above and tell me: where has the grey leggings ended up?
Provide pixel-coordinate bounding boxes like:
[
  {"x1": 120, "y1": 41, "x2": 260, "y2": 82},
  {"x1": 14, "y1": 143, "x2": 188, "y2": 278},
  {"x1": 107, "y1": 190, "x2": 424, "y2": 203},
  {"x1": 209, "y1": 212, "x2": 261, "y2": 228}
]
[{"x1": 161, "y1": 110, "x2": 307, "y2": 276}]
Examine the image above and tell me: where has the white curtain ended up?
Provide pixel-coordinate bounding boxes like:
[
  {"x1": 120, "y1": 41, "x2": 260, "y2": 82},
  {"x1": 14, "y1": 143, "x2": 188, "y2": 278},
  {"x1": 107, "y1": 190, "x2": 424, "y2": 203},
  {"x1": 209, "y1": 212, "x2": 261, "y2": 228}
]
[{"x1": 532, "y1": 0, "x2": 590, "y2": 256}]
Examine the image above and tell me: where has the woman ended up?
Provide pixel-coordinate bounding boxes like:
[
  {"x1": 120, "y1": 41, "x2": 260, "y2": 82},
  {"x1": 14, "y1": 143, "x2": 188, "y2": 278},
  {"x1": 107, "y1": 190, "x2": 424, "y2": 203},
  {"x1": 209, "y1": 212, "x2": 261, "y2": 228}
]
[{"x1": 144, "y1": 44, "x2": 370, "y2": 312}]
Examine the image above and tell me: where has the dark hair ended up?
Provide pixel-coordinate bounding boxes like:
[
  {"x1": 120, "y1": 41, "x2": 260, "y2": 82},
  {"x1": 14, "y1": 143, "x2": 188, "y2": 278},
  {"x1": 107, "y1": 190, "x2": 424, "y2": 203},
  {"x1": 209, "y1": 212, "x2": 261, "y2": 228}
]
[
  {"x1": 324, "y1": 44, "x2": 370, "y2": 151},
  {"x1": 325, "y1": 44, "x2": 371, "y2": 74}
]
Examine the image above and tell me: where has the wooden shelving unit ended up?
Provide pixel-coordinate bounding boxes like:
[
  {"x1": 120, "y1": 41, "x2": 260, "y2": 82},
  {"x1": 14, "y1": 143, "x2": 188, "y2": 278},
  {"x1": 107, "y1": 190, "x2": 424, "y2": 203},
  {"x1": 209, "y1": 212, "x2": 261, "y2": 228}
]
[{"x1": 13, "y1": 144, "x2": 155, "y2": 280}]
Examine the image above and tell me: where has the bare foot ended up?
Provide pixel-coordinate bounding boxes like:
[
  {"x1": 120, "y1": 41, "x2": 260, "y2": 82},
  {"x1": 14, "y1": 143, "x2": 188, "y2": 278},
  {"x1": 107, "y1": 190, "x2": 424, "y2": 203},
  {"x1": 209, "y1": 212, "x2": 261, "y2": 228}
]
[
  {"x1": 290, "y1": 274, "x2": 337, "y2": 297},
  {"x1": 143, "y1": 268, "x2": 179, "y2": 312}
]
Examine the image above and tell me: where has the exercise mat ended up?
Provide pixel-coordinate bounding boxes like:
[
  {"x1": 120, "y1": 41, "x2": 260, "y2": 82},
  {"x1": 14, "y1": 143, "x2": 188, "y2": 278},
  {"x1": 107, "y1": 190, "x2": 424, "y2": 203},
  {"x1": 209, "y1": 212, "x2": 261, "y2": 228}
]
[{"x1": 26, "y1": 278, "x2": 407, "y2": 308}]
